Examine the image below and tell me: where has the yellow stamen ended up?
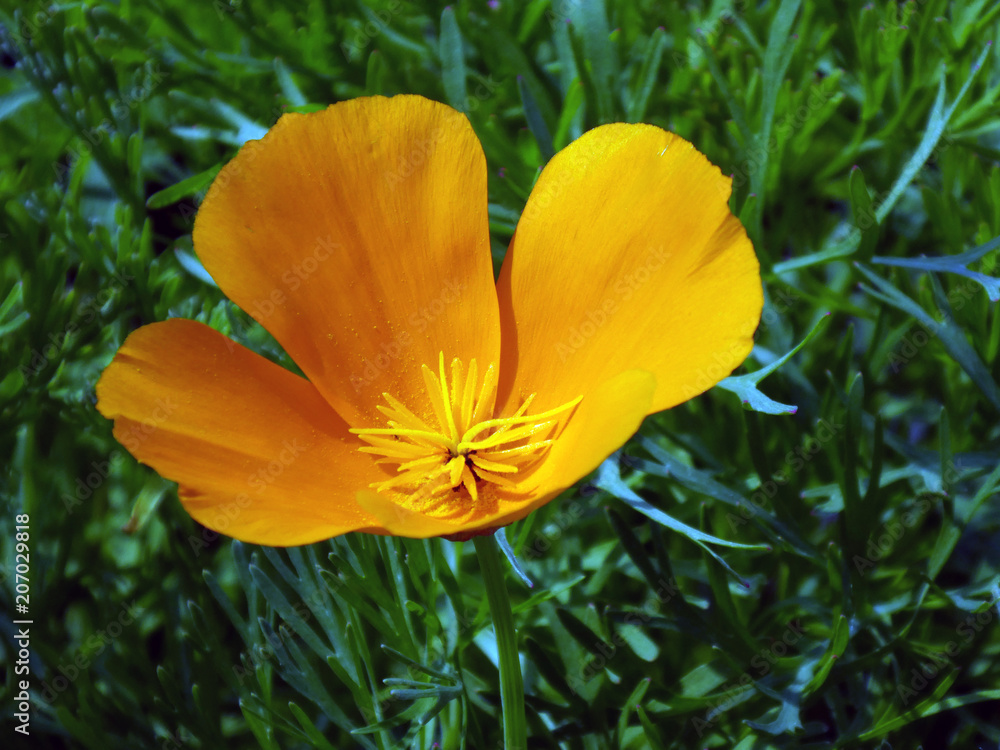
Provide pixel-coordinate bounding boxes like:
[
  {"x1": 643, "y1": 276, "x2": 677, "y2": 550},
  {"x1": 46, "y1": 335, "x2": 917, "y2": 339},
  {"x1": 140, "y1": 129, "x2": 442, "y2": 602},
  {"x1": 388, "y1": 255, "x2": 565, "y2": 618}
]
[{"x1": 350, "y1": 352, "x2": 580, "y2": 513}]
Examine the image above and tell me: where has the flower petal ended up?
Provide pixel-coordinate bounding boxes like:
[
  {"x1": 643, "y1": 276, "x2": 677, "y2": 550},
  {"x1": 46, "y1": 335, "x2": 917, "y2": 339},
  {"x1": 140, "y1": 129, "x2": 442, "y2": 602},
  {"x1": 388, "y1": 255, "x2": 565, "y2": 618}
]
[
  {"x1": 363, "y1": 370, "x2": 656, "y2": 539},
  {"x1": 478, "y1": 369, "x2": 656, "y2": 530},
  {"x1": 496, "y1": 123, "x2": 763, "y2": 416},
  {"x1": 193, "y1": 95, "x2": 500, "y2": 427},
  {"x1": 355, "y1": 489, "x2": 461, "y2": 539},
  {"x1": 96, "y1": 319, "x2": 385, "y2": 546}
]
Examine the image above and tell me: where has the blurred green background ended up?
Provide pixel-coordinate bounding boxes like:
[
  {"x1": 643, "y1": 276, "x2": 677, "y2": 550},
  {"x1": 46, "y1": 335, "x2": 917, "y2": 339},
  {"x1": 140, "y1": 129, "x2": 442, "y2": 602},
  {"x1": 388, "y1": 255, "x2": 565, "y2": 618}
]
[{"x1": 2, "y1": 0, "x2": 1000, "y2": 747}]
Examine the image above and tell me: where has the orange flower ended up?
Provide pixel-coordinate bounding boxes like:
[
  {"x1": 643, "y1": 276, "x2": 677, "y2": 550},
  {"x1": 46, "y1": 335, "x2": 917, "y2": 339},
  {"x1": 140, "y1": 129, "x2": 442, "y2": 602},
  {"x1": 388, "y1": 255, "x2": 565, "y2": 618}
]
[{"x1": 96, "y1": 95, "x2": 762, "y2": 545}]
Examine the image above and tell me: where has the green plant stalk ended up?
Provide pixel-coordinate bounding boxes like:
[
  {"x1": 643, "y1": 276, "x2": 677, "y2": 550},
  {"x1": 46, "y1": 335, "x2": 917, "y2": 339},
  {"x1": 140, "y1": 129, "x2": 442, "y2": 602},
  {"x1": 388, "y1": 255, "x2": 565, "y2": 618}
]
[{"x1": 473, "y1": 535, "x2": 526, "y2": 749}]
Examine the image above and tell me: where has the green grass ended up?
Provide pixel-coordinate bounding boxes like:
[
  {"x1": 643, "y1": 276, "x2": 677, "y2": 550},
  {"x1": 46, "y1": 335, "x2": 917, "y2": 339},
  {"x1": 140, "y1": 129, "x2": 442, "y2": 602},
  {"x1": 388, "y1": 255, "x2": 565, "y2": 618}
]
[{"x1": 2, "y1": 0, "x2": 1000, "y2": 747}]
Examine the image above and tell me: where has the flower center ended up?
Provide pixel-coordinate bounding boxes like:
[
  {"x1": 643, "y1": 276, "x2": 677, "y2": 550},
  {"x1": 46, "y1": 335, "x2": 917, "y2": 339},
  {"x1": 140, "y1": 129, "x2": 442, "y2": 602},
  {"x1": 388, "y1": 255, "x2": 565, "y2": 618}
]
[{"x1": 350, "y1": 352, "x2": 580, "y2": 513}]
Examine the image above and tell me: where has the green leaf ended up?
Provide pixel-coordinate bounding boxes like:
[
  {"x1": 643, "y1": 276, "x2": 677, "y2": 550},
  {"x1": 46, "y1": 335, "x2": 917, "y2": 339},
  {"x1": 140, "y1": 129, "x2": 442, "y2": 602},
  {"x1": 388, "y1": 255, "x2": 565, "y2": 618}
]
[
  {"x1": 552, "y1": 79, "x2": 586, "y2": 151},
  {"x1": 752, "y1": 0, "x2": 802, "y2": 236},
  {"x1": 517, "y1": 74, "x2": 554, "y2": 160},
  {"x1": 635, "y1": 438, "x2": 819, "y2": 560},
  {"x1": 879, "y1": 46, "x2": 991, "y2": 224},
  {"x1": 616, "y1": 678, "x2": 652, "y2": 744},
  {"x1": 856, "y1": 262, "x2": 1000, "y2": 412},
  {"x1": 616, "y1": 622, "x2": 659, "y2": 662},
  {"x1": 145, "y1": 165, "x2": 220, "y2": 209},
  {"x1": 566, "y1": 0, "x2": 616, "y2": 122},
  {"x1": 275, "y1": 57, "x2": 306, "y2": 107},
  {"x1": 596, "y1": 457, "x2": 768, "y2": 582},
  {"x1": 287, "y1": 702, "x2": 339, "y2": 750},
  {"x1": 635, "y1": 706, "x2": 666, "y2": 750},
  {"x1": 693, "y1": 32, "x2": 752, "y2": 146},
  {"x1": 849, "y1": 166, "x2": 879, "y2": 260},
  {"x1": 0, "y1": 86, "x2": 41, "y2": 122},
  {"x1": 803, "y1": 614, "x2": 849, "y2": 695},
  {"x1": 439, "y1": 7, "x2": 467, "y2": 111},
  {"x1": 249, "y1": 561, "x2": 331, "y2": 657},
  {"x1": 717, "y1": 313, "x2": 830, "y2": 414},
  {"x1": 626, "y1": 28, "x2": 666, "y2": 123},
  {"x1": 0, "y1": 307, "x2": 29, "y2": 338},
  {"x1": 928, "y1": 463, "x2": 1000, "y2": 580},
  {"x1": 774, "y1": 44, "x2": 992, "y2": 273},
  {"x1": 760, "y1": 0, "x2": 803, "y2": 151},
  {"x1": 240, "y1": 699, "x2": 278, "y2": 750},
  {"x1": 495, "y1": 527, "x2": 533, "y2": 588},
  {"x1": 873, "y1": 233, "x2": 1000, "y2": 301},
  {"x1": 856, "y1": 670, "x2": 967, "y2": 741},
  {"x1": 121, "y1": 474, "x2": 168, "y2": 533},
  {"x1": 174, "y1": 248, "x2": 218, "y2": 286}
]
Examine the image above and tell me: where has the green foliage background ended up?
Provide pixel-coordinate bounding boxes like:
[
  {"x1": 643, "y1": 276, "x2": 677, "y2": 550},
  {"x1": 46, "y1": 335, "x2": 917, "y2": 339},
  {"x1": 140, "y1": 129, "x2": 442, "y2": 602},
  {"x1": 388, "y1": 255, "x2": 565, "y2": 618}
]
[{"x1": 2, "y1": 0, "x2": 1000, "y2": 747}]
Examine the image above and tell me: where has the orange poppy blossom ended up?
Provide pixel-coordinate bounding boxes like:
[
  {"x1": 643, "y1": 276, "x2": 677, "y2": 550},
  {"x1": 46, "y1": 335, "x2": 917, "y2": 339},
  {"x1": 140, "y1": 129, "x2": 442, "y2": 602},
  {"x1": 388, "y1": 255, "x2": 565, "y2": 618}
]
[{"x1": 96, "y1": 95, "x2": 762, "y2": 546}]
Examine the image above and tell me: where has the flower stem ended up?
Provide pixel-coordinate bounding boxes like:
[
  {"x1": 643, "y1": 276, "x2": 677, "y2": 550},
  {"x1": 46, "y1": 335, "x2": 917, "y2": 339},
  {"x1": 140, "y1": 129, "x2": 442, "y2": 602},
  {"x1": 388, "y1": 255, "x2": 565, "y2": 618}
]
[{"x1": 473, "y1": 535, "x2": 526, "y2": 749}]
